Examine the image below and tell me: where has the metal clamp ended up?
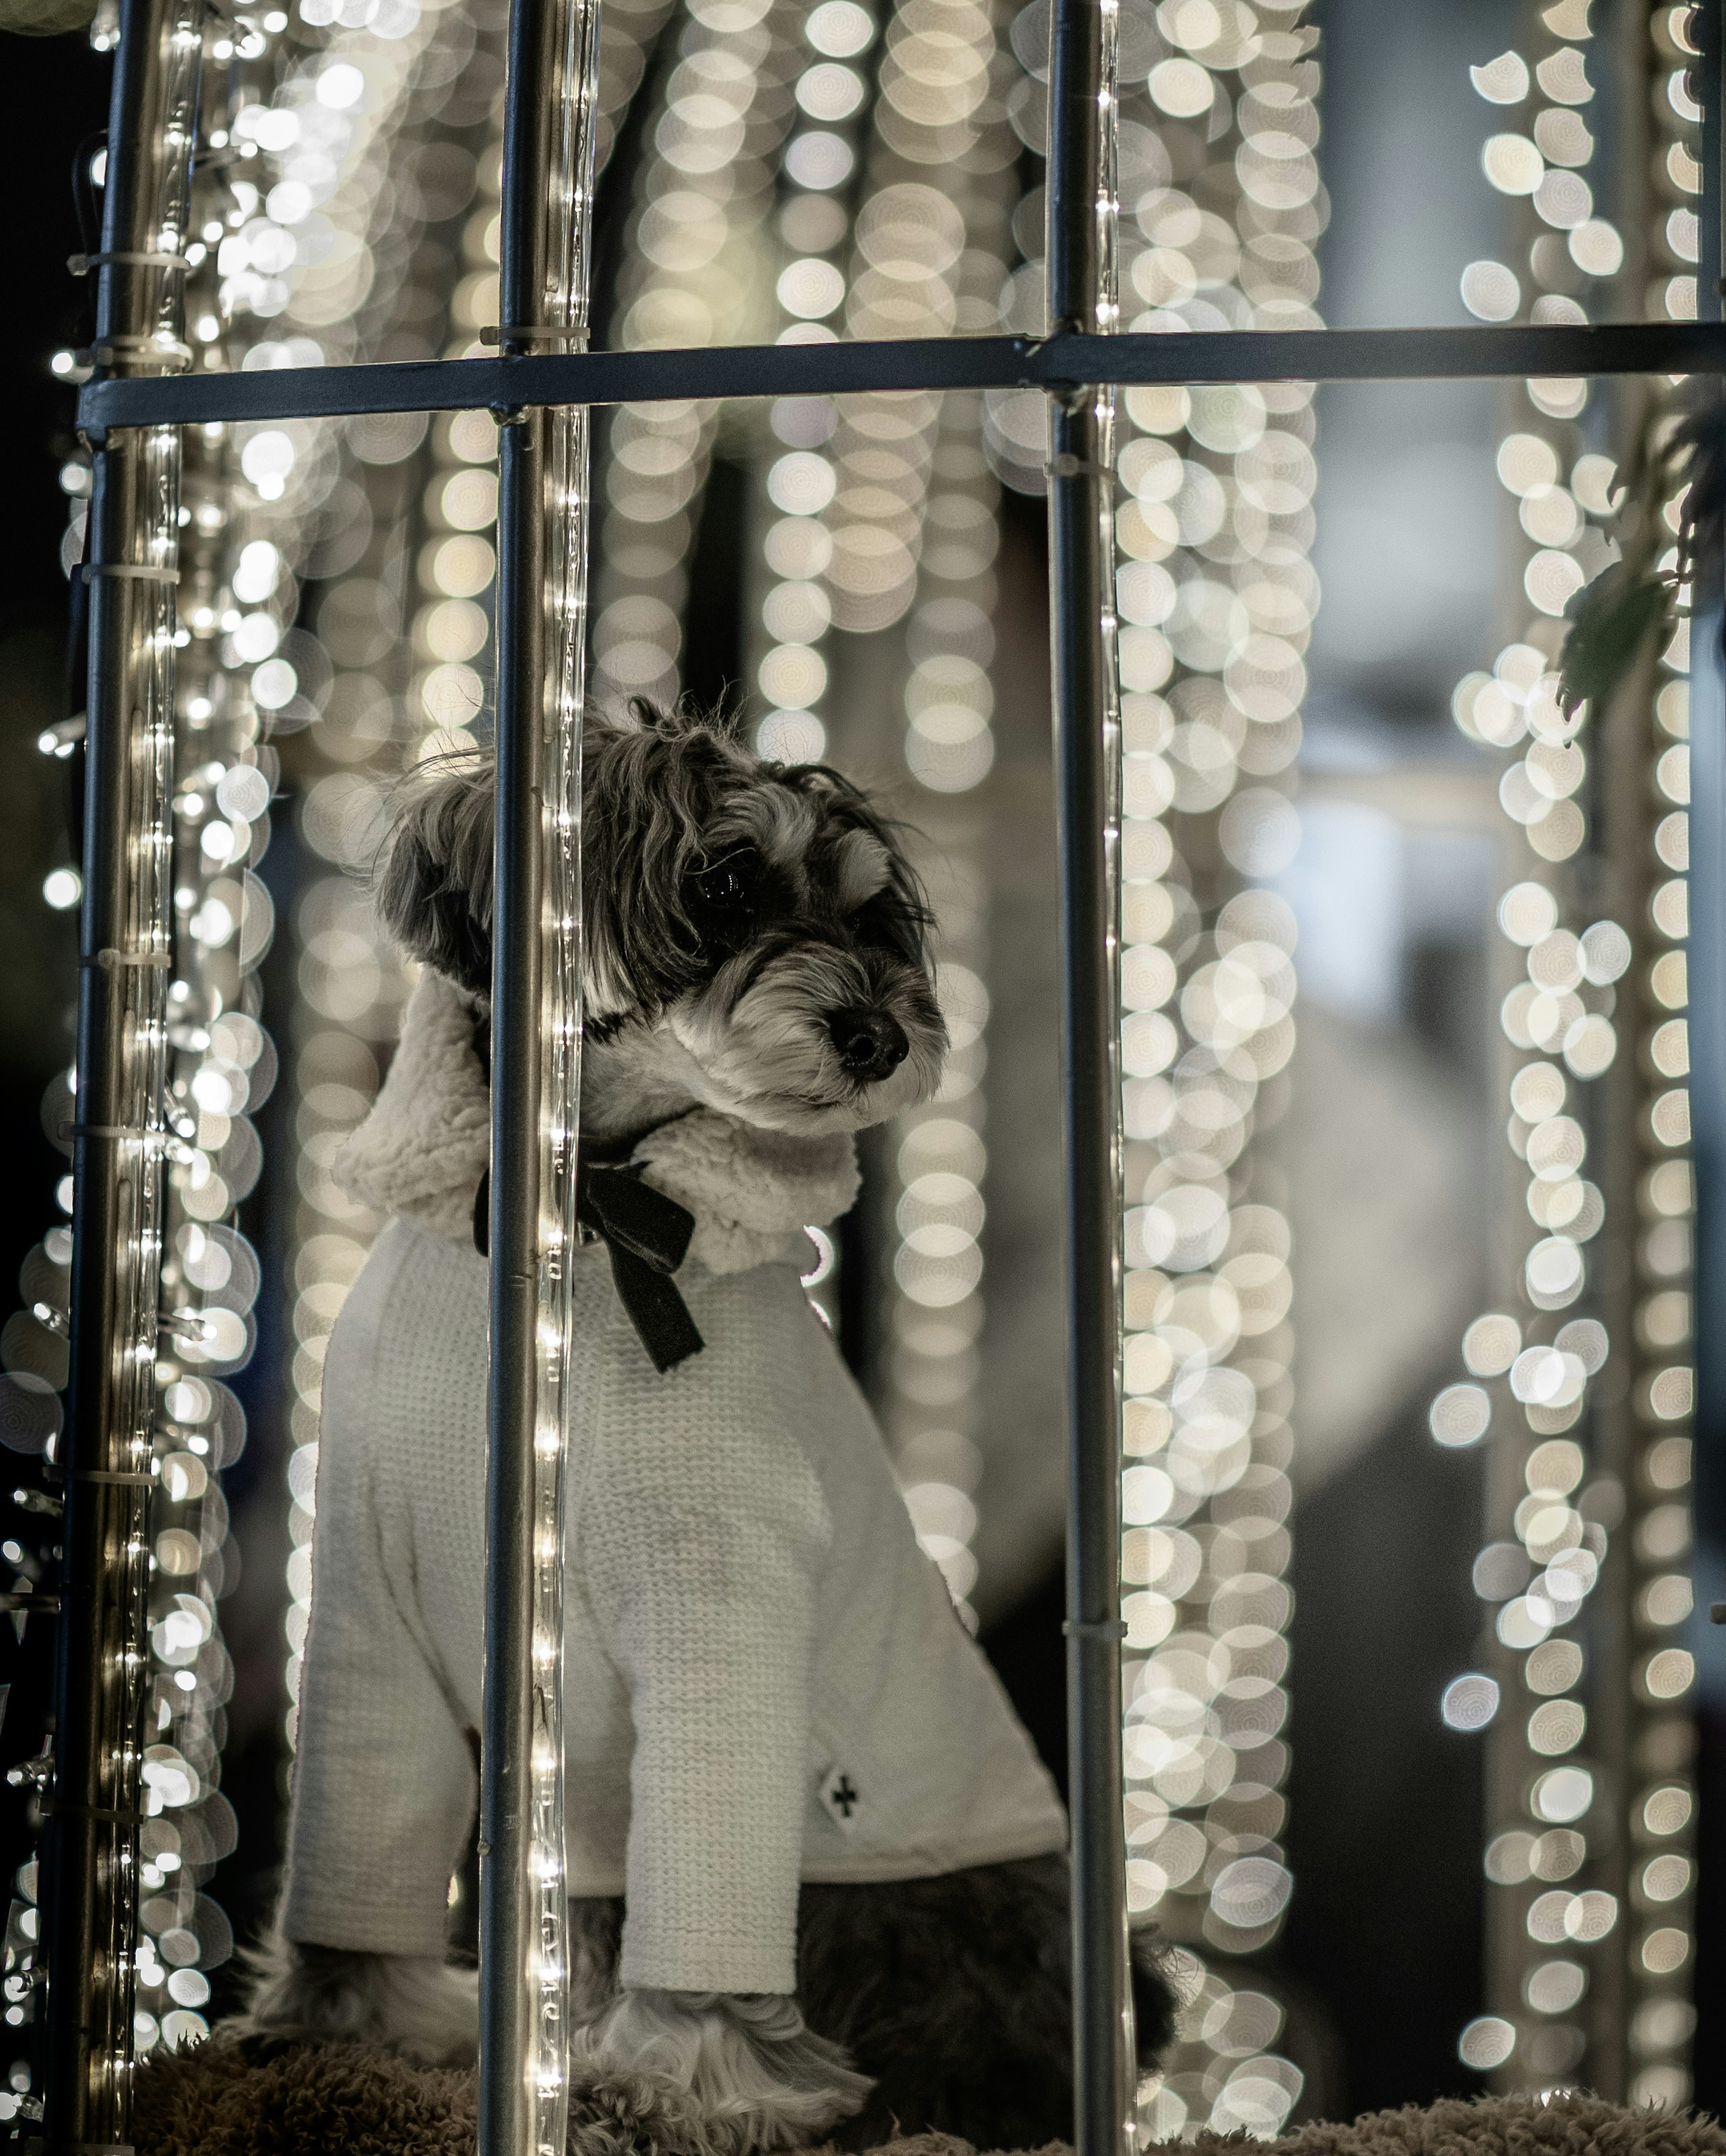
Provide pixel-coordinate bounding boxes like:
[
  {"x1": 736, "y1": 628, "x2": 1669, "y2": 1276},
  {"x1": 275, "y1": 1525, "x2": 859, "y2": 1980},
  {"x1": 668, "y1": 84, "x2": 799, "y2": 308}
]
[
  {"x1": 480, "y1": 323, "x2": 583, "y2": 346},
  {"x1": 81, "y1": 564, "x2": 180, "y2": 586},
  {"x1": 84, "y1": 946, "x2": 173, "y2": 968},
  {"x1": 90, "y1": 333, "x2": 193, "y2": 373},
  {"x1": 76, "y1": 1470, "x2": 155, "y2": 1489},
  {"x1": 68, "y1": 251, "x2": 187, "y2": 277},
  {"x1": 36, "y1": 1801, "x2": 144, "y2": 1830},
  {"x1": 1046, "y1": 452, "x2": 1112, "y2": 480}
]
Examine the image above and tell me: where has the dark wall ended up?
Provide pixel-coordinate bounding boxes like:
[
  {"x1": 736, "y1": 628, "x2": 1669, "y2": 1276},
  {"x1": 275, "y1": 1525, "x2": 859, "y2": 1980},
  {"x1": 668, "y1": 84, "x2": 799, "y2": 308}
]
[
  {"x1": 0, "y1": 25, "x2": 111, "y2": 1320},
  {"x1": 0, "y1": 20, "x2": 115, "y2": 2003},
  {"x1": 1280, "y1": 1398, "x2": 1491, "y2": 2116}
]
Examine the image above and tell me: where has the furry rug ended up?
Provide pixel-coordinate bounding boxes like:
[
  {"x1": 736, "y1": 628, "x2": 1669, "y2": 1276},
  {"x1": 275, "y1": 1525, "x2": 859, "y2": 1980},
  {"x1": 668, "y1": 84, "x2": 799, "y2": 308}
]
[{"x1": 131, "y1": 2041, "x2": 1726, "y2": 2156}]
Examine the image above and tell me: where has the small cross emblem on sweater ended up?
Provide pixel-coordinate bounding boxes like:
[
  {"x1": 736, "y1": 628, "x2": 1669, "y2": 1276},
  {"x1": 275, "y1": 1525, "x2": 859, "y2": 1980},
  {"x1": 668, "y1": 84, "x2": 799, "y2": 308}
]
[{"x1": 819, "y1": 1764, "x2": 862, "y2": 1832}]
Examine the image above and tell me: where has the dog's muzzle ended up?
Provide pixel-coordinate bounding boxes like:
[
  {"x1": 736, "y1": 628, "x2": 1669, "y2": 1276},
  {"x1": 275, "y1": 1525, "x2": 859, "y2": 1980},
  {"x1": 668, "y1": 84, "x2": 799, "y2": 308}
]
[{"x1": 827, "y1": 1007, "x2": 910, "y2": 1083}]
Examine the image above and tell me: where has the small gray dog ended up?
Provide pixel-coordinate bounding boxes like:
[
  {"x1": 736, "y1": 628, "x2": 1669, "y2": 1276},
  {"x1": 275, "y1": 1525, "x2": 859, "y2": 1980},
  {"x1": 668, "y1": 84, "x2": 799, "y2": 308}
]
[{"x1": 238, "y1": 701, "x2": 1175, "y2": 2151}]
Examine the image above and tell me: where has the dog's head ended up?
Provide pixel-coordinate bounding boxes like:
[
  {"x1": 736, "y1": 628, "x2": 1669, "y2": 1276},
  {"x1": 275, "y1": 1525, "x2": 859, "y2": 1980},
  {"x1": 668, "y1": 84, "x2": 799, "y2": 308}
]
[{"x1": 377, "y1": 702, "x2": 947, "y2": 1135}]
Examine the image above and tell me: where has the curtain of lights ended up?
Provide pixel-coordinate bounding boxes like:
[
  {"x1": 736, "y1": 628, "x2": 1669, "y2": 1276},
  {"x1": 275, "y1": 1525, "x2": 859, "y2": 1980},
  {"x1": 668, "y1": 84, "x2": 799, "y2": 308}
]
[
  {"x1": 27, "y1": 0, "x2": 516, "y2": 2119},
  {"x1": 808, "y1": 0, "x2": 1020, "y2": 1620},
  {"x1": 23, "y1": 0, "x2": 1331, "y2": 2122},
  {"x1": 1444, "y1": 0, "x2": 1699, "y2": 2104},
  {"x1": 1057, "y1": 0, "x2": 1318, "y2": 2138},
  {"x1": 26, "y1": 0, "x2": 247, "y2": 2128},
  {"x1": 50, "y1": 0, "x2": 203, "y2": 2103},
  {"x1": 78, "y1": 0, "x2": 1726, "y2": 2131}
]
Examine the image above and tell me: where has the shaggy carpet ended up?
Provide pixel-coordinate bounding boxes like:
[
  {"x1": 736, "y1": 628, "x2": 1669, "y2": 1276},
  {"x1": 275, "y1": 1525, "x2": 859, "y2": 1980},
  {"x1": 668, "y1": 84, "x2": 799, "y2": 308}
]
[{"x1": 131, "y1": 2042, "x2": 1726, "y2": 2156}]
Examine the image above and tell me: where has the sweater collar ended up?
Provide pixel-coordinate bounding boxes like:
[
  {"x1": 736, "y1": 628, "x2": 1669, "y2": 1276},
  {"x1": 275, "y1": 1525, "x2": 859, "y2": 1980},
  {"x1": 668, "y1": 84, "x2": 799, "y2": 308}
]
[{"x1": 334, "y1": 968, "x2": 859, "y2": 1269}]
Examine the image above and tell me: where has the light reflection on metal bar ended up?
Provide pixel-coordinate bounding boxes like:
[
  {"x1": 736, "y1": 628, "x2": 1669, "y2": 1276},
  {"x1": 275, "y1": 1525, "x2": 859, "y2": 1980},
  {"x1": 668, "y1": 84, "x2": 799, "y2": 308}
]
[
  {"x1": 1686, "y1": 0, "x2": 1725, "y2": 2099},
  {"x1": 1045, "y1": 0, "x2": 1134, "y2": 2153},
  {"x1": 77, "y1": 322, "x2": 1726, "y2": 435},
  {"x1": 479, "y1": 0, "x2": 596, "y2": 2139}
]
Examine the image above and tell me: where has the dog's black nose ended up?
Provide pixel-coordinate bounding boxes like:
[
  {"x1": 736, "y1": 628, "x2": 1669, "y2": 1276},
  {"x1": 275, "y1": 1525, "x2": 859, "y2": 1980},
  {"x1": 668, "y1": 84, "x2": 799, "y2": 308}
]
[{"x1": 828, "y1": 1007, "x2": 909, "y2": 1082}]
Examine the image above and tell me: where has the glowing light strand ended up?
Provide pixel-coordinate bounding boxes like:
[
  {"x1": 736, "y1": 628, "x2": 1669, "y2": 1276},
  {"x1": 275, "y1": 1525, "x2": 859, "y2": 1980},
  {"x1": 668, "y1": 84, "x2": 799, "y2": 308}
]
[
  {"x1": 995, "y1": 0, "x2": 1322, "y2": 2130},
  {"x1": 1444, "y1": 0, "x2": 1698, "y2": 2099},
  {"x1": 516, "y1": 0, "x2": 605, "y2": 2132}
]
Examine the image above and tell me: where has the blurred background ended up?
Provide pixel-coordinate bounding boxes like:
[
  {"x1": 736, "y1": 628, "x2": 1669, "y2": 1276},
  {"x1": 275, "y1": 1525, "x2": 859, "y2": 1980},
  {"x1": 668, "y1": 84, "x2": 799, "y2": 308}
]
[{"x1": 0, "y1": 0, "x2": 1708, "y2": 2129}]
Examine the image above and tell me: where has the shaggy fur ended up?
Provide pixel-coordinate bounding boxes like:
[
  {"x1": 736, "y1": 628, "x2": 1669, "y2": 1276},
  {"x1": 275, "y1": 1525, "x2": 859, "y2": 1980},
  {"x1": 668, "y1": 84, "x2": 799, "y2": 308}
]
[
  {"x1": 376, "y1": 703, "x2": 947, "y2": 1140},
  {"x1": 131, "y1": 2045, "x2": 1726, "y2": 2156},
  {"x1": 327, "y1": 969, "x2": 491, "y2": 1240},
  {"x1": 232, "y1": 1932, "x2": 478, "y2": 2067},
  {"x1": 570, "y1": 1858, "x2": 1173, "y2": 2155},
  {"x1": 569, "y1": 1992, "x2": 873, "y2": 2156}
]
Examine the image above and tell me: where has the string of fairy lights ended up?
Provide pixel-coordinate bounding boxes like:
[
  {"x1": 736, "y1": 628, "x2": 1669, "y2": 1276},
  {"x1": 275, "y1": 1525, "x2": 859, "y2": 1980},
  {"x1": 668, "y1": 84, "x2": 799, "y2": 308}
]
[
  {"x1": 1443, "y1": 0, "x2": 1698, "y2": 2103},
  {"x1": 4, "y1": 0, "x2": 346, "y2": 2076},
  {"x1": 20, "y1": 0, "x2": 209, "y2": 2087},
  {"x1": 987, "y1": 0, "x2": 1320, "y2": 2133},
  {"x1": 587, "y1": 0, "x2": 800, "y2": 720},
  {"x1": 808, "y1": 0, "x2": 1025, "y2": 1621},
  {"x1": 13, "y1": 0, "x2": 516, "y2": 2098}
]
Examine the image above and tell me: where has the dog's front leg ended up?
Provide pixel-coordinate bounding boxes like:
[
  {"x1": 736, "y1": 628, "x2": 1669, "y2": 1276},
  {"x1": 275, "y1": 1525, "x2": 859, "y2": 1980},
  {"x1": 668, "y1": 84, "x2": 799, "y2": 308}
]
[{"x1": 231, "y1": 1928, "x2": 478, "y2": 2066}]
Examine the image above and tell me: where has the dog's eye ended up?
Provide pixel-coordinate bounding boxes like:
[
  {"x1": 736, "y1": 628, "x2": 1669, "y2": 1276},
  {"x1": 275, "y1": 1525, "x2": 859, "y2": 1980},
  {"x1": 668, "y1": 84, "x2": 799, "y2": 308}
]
[
  {"x1": 693, "y1": 847, "x2": 761, "y2": 917},
  {"x1": 848, "y1": 894, "x2": 901, "y2": 941}
]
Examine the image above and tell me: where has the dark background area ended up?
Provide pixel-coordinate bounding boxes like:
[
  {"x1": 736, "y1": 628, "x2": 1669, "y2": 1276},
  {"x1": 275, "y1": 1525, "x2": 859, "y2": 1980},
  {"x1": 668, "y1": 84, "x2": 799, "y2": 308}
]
[{"x1": 0, "y1": 26, "x2": 114, "y2": 1939}]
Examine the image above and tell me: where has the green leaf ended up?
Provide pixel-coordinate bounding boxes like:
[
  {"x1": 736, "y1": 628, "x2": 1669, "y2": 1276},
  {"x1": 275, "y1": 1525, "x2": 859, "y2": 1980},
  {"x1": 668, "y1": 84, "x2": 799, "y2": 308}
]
[{"x1": 1557, "y1": 568, "x2": 1668, "y2": 717}]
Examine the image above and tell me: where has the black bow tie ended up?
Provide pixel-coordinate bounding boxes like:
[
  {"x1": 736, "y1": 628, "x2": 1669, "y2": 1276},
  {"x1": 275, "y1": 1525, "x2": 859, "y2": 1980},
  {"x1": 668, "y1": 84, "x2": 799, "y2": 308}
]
[
  {"x1": 467, "y1": 1009, "x2": 704, "y2": 1374},
  {"x1": 472, "y1": 1161, "x2": 705, "y2": 1375}
]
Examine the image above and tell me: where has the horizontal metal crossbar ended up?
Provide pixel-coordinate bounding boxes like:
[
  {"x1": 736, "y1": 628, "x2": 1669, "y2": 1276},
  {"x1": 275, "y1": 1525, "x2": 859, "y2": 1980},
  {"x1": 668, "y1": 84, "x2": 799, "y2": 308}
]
[{"x1": 77, "y1": 320, "x2": 1726, "y2": 434}]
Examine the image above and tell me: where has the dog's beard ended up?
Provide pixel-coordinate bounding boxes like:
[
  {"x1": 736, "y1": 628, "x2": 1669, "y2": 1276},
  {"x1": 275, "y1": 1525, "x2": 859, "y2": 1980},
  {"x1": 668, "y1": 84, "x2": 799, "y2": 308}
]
[{"x1": 654, "y1": 944, "x2": 945, "y2": 1136}]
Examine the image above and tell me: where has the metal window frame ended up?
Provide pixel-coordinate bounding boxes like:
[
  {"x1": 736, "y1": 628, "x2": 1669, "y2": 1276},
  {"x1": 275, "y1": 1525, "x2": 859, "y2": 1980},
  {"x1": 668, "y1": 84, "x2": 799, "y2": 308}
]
[
  {"x1": 71, "y1": 323, "x2": 1726, "y2": 434},
  {"x1": 48, "y1": 0, "x2": 1726, "y2": 2149}
]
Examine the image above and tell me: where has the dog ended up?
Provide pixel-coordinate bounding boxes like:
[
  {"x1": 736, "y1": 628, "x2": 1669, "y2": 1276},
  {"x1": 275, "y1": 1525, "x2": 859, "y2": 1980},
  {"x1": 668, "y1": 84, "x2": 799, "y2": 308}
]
[{"x1": 237, "y1": 701, "x2": 1176, "y2": 2150}]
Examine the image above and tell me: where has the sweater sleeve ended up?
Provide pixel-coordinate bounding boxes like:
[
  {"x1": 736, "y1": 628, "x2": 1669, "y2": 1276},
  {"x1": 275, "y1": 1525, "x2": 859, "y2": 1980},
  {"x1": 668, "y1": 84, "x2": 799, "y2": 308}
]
[
  {"x1": 580, "y1": 1264, "x2": 833, "y2": 1996},
  {"x1": 279, "y1": 1271, "x2": 476, "y2": 1957}
]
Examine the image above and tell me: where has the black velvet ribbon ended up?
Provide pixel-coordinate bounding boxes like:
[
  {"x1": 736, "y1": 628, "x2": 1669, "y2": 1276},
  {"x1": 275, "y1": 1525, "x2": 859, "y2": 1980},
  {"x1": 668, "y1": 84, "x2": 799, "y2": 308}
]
[{"x1": 472, "y1": 1160, "x2": 705, "y2": 1375}]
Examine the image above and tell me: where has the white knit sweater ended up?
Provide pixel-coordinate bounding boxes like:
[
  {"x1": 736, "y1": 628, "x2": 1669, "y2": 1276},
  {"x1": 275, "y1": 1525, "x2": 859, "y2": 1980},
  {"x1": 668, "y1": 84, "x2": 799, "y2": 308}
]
[{"x1": 282, "y1": 973, "x2": 1066, "y2": 1996}]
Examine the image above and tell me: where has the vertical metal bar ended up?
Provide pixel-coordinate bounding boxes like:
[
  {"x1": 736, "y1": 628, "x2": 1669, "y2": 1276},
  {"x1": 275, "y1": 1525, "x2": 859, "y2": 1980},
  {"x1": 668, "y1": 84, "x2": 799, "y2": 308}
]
[
  {"x1": 1689, "y1": 0, "x2": 1725, "y2": 2099},
  {"x1": 44, "y1": 0, "x2": 201, "y2": 2145},
  {"x1": 1045, "y1": 2, "x2": 1133, "y2": 2154},
  {"x1": 482, "y1": 0, "x2": 601, "y2": 2138},
  {"x1": 480, "y1": 0, "x2": 557, "y2": 2142},
  {"x1": 480, "y1": 402, "x2": 549, "y2": 2156}
]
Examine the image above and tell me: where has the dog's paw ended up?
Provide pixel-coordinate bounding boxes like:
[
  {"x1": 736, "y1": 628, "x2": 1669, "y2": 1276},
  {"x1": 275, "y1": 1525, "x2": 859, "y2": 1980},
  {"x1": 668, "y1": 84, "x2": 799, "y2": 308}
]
[
  {"x1": 227, "y1": 1931, "x2": 479, "y2": 2068},
  {"x1": 571, "y1": 1988, "x2": 872, "y2": 2154}
]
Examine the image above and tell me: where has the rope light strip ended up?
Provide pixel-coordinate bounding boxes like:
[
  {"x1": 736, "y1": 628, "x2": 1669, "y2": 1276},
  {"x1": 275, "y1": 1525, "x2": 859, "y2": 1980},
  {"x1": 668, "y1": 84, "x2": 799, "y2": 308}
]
[
  {"x1": 998, "y1": 0, "x2": 1320, "y2": 2129},
  {"x1": 1443, "y1": 0, "x2": 1699, "y2": 2099},
  {"x1": 790, "y1": 0, "x2": 1023, "y2": 1619}
]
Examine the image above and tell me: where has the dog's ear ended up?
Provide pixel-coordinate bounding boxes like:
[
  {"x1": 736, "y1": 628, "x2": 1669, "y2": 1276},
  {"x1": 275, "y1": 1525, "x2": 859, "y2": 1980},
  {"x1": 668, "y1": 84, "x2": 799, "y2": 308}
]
[
  {"x1": 581, "y1": 710, "x2": 723, "y2": 1017},
  {"x1": 375, "y1": 759, "x2": 496, "y2": 997}
]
